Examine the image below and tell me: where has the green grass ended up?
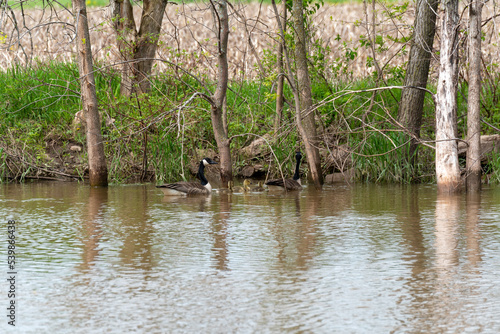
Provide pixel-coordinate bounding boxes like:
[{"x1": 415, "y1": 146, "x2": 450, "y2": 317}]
[
  {"x1": 482, "y1": 151, "x2": 500, "y2": 184},
  {"x1": 0, "y1": 61, "x2": 121, "y2": 126},
  {"x1": 0, "y1": 59, "x2": 306, "y2": 182},
  {"x1": 0, "y1": 60, "x2": 427, "y2": 183}
]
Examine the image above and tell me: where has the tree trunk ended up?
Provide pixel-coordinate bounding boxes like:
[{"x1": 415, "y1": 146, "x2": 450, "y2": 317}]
[
  {"x1": 110, "y1": 0, "x2": 137, "y2": 96},
  {"x1": 134, "y1": 0, "x2": 168, "y2": 94},
  {"x1": 211, "y1": 0, "x2": 232, "y2": 187},
  {"x1": 110, "y1": 0, "x2": 168, "y2": 96},
  {"x1": 73, "y1": 0, "x2": 108, "y2": 186},
  {"x1": 292, "y1": 0, "x2": 323, "y2": 188},
  {"x1": 435, "y1": 0, "x2": 460, "y2": 193},
  {"x1": 274, "y1": 0, "x2": 287, "y2": 133},
  {"x1": 398, "y1": 0, "x2": 439, "y2": 165},
  {"x1": 466, "y1": 0, "x2": 483, "y2": 192}
]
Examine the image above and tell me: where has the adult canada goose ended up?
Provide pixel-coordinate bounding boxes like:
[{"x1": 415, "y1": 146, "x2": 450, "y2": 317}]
[
  {"x1": 156, "y1": 158, "x2": 217, "y2": 195},
  {"x1": 232, "y1": 179, "x2": 251, "y2": 193},
  {"x1": 266, "y1": 151, "x2": 303, "y2": 191},
  {"x1": 250, "y1": 181, "x2": 265, "y2": 192}
]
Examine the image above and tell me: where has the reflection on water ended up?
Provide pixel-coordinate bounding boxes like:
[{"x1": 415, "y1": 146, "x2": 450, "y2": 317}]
[
  {"x1": 1, "y1": 182, "x2": 500, "y2": 333},
  {"x1": 79, "y1": 187, "x2": 107, "y2": 272},
  {"x1": 212, "y1": 193, "x2": 230, "y2": 271}
]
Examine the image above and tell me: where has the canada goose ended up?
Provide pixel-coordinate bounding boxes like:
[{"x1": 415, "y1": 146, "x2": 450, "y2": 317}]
[
  {"x1": 250, "y1": 181, "x2": 265, "y2": 192},
  {"x1": 218, "y1": 181, "x2": 234, "y2": 194},
  {"x1": 266, "y1": 151, "x2": 303, "y2": 191},
  {"x1": 156, "y1": 158, "x2": 218, "y2": 195},
  {"x1": 232, "y1": 179, "x2": 251, "y2": 193}
]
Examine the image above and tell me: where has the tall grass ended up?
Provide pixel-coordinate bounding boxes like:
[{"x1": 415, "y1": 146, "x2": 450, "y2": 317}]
[
  {"x1": 483, "y1": 151, "x2": 500, "y2": 184},
  {"x1": 0, "y1": 60, "x2": 416, "y2": 183},
  {"x1": 150, "y1": 130, "x2": 188, "y2": 183},
  {"x1": 353, "y1": 131, "x2": 423, "y2": 183},
  {"x1": 0, "y1": 62, "x2": 79, "y2": 124}
]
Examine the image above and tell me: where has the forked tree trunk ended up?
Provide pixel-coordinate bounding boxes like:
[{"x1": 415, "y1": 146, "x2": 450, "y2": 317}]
[
  {"x1": 211, "y1": 0, "x2": 232, "y2": 187},
  {"x1": 274, "y1": 0, "x2": 287, "y2": 133},
  {"x1": 110, "y1": 0, "x2": 168, "y2": 96},
  {"x1": 398, "y1": 0, "x2": 439, "y2": 165},
  {"x1": 134, "y1": 0, "x2": 168, "y2": 93},
  {"x1": 466, "y1": 0, "x2": 483, "y2": 192},
  {"x1": 110, "y1": 0, "x2": 136, "y2": 96},
  {"x1": 292, "y1": 0, "x2": 323, "y2": 188},
  {"x1": 73, "y1": 0, "x2": 108, "y2": 186},
  {"x1": 435, "y1": 0, "x2": 460, "y2": 193}
]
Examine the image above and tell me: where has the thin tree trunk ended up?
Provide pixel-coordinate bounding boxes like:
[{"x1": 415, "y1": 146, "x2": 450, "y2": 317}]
[
  {"x1": 292, "y1": 0, "x2": 323, "y2": 188},
  {"x1": 435, "y1": 0, "x2": 460, "y2": 193},
  {"x1": 211, "y1": 0, "x2": 232, "y2": 187},
  {"x1": 398, "y1": 0, "x2": 439, "y2": 165},
  {"x1": 274, "y1": 0, "x2": 286, "y2": 133},
  {"x1": 466, "y1": 0, "x2": 483, "y2": 192},
  {"x1": 73, "y1": 0, "x2": 108, "y2": 186}
]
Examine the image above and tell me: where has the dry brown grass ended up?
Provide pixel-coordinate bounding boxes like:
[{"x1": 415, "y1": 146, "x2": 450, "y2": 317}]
[{"x1": 2, "y1": 2, "x2": 500, "y2": 82}]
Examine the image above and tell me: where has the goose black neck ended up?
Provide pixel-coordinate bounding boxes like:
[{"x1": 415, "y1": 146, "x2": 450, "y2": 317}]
[
  {"x1": 197, "y1": 161, "x2": 209, "y2": 186},
  {"x1": 293, "y1": 154, "x2": 301, "y2": 181}
]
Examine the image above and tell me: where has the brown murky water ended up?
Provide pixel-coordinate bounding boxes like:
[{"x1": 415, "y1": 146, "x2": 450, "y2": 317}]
[{"x1": 1, "y1": 181, "x2": 500, "y2": 333}]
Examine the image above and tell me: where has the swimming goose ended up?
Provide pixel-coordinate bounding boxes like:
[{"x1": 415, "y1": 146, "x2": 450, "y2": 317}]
[
  {"x1": 250, "y1": 181, "x2": 265, "y2": 192},
  {"x1": 156, "y1": 158, "x2": 218, "y2": 195},
  {"x1": 266, "y1": 151, "x2": 303, "y2": 191},
  {"x1": 232, "y1": 179, "x2": 252, "y2": 193},
  {"x1": 218, "y1": 181, "x2": 234, "y2": 194}
]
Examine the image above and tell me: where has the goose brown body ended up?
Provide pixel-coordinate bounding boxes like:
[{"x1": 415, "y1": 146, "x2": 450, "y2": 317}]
[
  {"x1": 156, "y1": 158, "x2": 217, "y2": 196},
  {"x1": 157, "y1": 181, "x2": 212, "y2": 195},
  {"x1": 266, "y1": 152, "x2": 303, "y2": 191},
  {"x1": 265, "y1": 178, "x2": 302, "y2": 191}
]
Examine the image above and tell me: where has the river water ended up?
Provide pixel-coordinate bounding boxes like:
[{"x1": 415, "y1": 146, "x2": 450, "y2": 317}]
[{"x1": 1, "y1": 181, "x2": 500, "y2": 333}]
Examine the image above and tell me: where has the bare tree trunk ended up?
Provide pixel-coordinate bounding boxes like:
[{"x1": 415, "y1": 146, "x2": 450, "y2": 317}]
[
  {"x1": 292, "y1": 0, "x2": 323, "y2": 188},
  {"x1": 134, "y1": 0, "x2": 168, "y2": 94},
  {"x1": 211, "y1": 0, "x2": 232, "y2": 187},
  {"x1": 73, "y1": 0, "x2": 108, "y2": 186},
  {"x1": 435, "y1": 0, "x2": 460, "y2": 193},
  {"x1": 398, "y1": 0, "x2": 439, "y2": 165},
  {"x1": 466, "y1": 0, "x2": 483, "y2": 192},
  {"x1": 110, "y1": 0, "x2": 168, "y2": 96},
  {"x1": 274, "y1": 0, "x2": 287, "y2": 133},
  {"x1": 110, "y1": 0, "x2": 137, "y2": 96}
]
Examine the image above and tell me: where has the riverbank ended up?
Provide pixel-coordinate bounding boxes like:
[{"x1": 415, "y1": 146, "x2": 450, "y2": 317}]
[{"x1": 2, "y1": 2, "x2": 500, "y2": 184}]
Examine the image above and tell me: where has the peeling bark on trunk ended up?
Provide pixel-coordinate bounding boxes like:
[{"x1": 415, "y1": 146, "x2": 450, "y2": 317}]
[
  {"x1": 398, "y1": 0, "x2": 439, "y2": 165},
  {"x1": 435, "y1": 0, "x2": 461, "y2": 193},
  {"x1": 211, "y1": 0, "x2": 232, "y2": 187},
  {"x1": 73, "y1": 0, "x2": 108, "y2": 186},
  {"x1": 466, "y1": 0, "x2": 483, "y2": 192},
  {"x1": 292, "y1": 0, "x2": 323, "y2": 188},
  {"x1": 110, "y1": 0, "x2": 168, "y2": 96}
]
